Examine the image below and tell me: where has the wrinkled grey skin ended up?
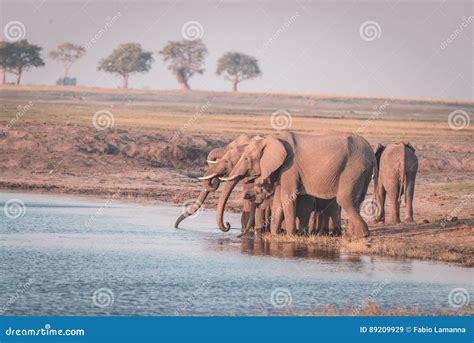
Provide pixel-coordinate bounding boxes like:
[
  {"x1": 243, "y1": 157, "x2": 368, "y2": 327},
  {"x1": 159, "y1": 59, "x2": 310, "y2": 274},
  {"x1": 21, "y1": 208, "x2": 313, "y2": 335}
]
[
  {"x1": 374, "y1": 142, "x2": 418, "y2": 224},
  {"x1": 174, "y1": 134, "x2": 255, "y2": 230},
  {"x1": 219, "y1": 132, "x2": 376, "y2": 239}
]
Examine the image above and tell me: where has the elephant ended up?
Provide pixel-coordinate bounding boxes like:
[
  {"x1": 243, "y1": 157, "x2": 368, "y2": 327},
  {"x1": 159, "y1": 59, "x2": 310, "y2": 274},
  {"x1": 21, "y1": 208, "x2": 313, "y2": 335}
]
[
  {"x1": 373, "y1": 142, "x2": 418, "y2": 224},
  {"x1": 174, "y1": 134, "x2": 256, "y2": 230},
  {"x1": 219, "y1": 132, "x2": 376, "y2": 238},
  {"x1": 309, "y1": 198, "x2": 342, "y2": 236},
  {"x1": 244, "y1": 179, "x2": 342, "y2": 236}
]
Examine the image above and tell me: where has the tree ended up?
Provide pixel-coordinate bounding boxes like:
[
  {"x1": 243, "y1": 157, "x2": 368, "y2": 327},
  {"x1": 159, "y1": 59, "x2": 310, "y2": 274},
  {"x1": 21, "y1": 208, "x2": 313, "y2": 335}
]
[
  {"x1": 216, "y1": 52, "x2": 261, "y2": 92},
  {"x1": 0, "y1": 40, "x2": 45, "y2": 85},
  {"x1": 98, "y1": 43, "x2": 153, "y2": 89},
  {"x1": 160, "y1": 39, "x2": 208, "y2": 91},
  {"x1": 49, "y1": 42, "x2": 85, "y2": 84},
  {"x1": 0, "y1": 41, "x2": 14, "y2": 84}
]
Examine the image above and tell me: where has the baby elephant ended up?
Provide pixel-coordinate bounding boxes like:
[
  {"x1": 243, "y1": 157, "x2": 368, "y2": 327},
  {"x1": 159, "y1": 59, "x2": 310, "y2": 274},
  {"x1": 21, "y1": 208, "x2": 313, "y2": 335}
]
[{"x1": 374, "y1": 142, "x2": 418, "y2": 224}]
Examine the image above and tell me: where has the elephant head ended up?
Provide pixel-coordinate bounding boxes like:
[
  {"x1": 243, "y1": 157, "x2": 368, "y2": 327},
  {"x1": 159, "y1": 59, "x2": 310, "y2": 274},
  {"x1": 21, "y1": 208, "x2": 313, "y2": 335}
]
[
  {"x1": 243, "y1": 180, "x2": 274, "y2": 206},
  {"x1": 174, "y1": 134, "x2": 256, "y2": 229},
  {"x1": 216, "y1": 136, "x2": 287, "y2": 231},
  {"x1": 220, "y1": 136, "x2": 287, "y2": 184}
]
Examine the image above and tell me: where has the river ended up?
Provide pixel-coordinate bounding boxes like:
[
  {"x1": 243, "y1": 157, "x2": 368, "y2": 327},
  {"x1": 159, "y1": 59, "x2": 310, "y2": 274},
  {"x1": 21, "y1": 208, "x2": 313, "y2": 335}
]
[{"x1": 0, "y1": 192, "x2": 471, "y2": 315}]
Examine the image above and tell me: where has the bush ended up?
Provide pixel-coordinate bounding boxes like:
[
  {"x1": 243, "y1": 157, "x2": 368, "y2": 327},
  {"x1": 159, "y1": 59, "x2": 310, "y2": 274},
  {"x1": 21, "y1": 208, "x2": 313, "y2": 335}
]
[{"x1": 56, "y1": 77, "x2": 77, "y2": 86}]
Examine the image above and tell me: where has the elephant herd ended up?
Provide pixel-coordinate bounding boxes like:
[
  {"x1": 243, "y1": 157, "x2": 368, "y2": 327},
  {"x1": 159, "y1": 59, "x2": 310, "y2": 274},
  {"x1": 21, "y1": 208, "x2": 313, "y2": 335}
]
[{"x1": 175, "y1": 132, "x2": 418, "y2": 239}]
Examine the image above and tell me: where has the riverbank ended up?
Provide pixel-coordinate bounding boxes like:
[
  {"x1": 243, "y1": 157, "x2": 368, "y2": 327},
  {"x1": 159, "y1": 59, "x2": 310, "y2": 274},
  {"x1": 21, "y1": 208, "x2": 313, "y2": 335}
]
[
  {"x1": 1, "y1": 86, "x2": 473, "y2": 267},
  {"x1": 260, "y1": 219, "x2": 474, "y2": 267}
]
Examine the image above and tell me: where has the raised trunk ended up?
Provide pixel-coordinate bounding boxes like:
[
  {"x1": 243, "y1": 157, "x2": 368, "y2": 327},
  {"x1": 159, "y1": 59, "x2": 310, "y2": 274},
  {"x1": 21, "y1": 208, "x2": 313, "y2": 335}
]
[
  {"x1": 122, "y1": 73, "x2": 129, "y2": 89},
  {"x1": 216, "y1": 177, "x2": 242, "y2": 232},
  {"x1": 174, "y1": 189, "x2": 210, "y2": 228}
]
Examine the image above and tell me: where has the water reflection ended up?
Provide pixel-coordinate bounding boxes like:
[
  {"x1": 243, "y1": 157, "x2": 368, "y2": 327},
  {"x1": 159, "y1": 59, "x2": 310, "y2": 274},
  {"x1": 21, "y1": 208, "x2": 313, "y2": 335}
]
[{"x1": 212, "y1": 237, "x2": 348, "y2": 261}]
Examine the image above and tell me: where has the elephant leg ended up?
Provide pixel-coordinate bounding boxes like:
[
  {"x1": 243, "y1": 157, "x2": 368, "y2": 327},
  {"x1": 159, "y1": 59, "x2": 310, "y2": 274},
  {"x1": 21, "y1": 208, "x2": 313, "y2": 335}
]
[
  {"x1": 337, "y1": 193, "x2": 369, "y2": 239},
  {"x1": 241, "y1": 211, "x2": 250, "y2": 231},
  {"x1": 270, "y1": 185, "x2": 283, "y2": 235},
  {"x1": 314, "y1": 211, "x2": 322, "y2": 235},
  {"x1": 329, "y1": 202, "x2": 342, "y2": 236},
  {"x1": 282, "y1": 196, "x2": 297, "y2": 236},
  {"x1": 404, "y1": 179, "x2": 415, "y2": 223},
  {"x1": 319, "y1": 213, "x2": 329, "y2": 236},
  {"x1": 308, "y1": 211, "x2": 316, "y2": 235},
  {"x1": 296, "y1": 196, "x2": 312, "y2": 236},
  {"x1": 264, "y1": 207, "x2": 272, "y2": 232},
  {"x1": 374, "y1": 184, "x2": 386, "y2": 223},
  {"x1": 254, "y1": 207, "x2": 265, "y2": 234},
  {"x1": 388, "y1": 185, "x2": 401, "y2": 224}
]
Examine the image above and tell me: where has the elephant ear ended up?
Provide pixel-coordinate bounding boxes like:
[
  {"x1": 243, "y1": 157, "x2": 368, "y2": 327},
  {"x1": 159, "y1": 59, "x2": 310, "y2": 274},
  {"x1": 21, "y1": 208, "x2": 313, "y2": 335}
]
[
  {"x1": 404, "y1": 142, "x2": 415, "y2": 152},
  {"x1": 257, "y1": 137, "x2": 287, "y2": 184}
]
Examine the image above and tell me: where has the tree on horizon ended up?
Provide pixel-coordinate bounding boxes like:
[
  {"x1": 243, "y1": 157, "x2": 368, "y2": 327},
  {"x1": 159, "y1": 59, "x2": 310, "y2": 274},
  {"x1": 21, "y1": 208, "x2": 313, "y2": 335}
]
[
  {"x1": 0, "y1": 40, "x2": 45, "y2": 85},
  {"x1": 49, "y1": 42, "x2": 86, "y2": 85},
  {"x1": 216, "y1": 52, "x2": 261, "y2": 92},
  {"x1": 159, "y1": 39, "x2": 208, "y2": 91},
  {"x1": 98, "y1": 43, "x2": 153, "y2": 89}
]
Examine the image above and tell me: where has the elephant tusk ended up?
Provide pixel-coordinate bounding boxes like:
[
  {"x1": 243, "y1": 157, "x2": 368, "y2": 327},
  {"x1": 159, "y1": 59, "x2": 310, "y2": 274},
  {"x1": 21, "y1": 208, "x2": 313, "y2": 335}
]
[
  {"x1": 207, "y1": 159, "x2": 218, "y2": 164},
  {"x1": 198, "y1": 173, "x2": 218, "y2": 180},
  {"x1": 219, "y1": 175, "x2": 239, "y2": 182}
]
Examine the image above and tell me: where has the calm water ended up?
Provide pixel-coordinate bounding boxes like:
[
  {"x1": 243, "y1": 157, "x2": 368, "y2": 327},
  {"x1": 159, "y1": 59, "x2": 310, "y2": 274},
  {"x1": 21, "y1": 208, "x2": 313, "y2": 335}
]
[{"x1": 0, "y1": 192, "x2": 472, "y2": 316}]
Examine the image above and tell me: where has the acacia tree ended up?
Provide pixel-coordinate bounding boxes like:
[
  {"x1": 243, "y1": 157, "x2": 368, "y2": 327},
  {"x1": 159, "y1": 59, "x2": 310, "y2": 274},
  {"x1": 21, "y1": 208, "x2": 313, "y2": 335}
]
[
  {"x1": 98, "y1": 43, "x2": 153, "y2": 89},
  {"x1": 0, "y1": 40, "x2": 45, "y2": 85},
  {"x1": 49, "y1": 42, "x2": 86, "y2": 84},
  {"x1": 0, "y1": 41, "x2": 14, "y2": 84},
  {"x1": 160, "y1": 39, "x2": 208, "y2": 91},
  {"x1": 216, "y1": 52, "x2": 261, "y2": 92}
]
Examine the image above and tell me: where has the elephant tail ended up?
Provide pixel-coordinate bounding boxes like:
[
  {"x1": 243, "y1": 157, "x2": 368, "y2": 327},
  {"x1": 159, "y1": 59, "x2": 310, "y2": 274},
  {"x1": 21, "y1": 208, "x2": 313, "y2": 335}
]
[
  {"x1": 372, "y1": 155, "x2": 379, "y2": 200},
  {"x1": 398, "y1": 145, "x2": 406, "y2": 205}
]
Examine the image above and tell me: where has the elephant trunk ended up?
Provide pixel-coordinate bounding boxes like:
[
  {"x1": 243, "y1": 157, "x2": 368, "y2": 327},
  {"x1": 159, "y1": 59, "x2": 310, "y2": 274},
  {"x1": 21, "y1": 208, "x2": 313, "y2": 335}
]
[
  {"x1": 203, "y1": 177, "x2": 220, "y2": 192},
  {"x1": 216, "y1": 177, "x2": 242, "y2": 232},
  {"x1": 174, "y1": 189, "x2": 210, "y2": 228}
]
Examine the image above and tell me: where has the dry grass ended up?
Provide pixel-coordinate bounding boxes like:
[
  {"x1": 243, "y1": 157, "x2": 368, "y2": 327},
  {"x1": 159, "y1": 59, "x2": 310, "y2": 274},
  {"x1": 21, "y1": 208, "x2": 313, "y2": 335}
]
[
  {"x1": 1, "y1": 101, "x2": 472, "y2": 142},
  {"x1": 260, "y1": 219, "x2": 474, "y2": 266}
]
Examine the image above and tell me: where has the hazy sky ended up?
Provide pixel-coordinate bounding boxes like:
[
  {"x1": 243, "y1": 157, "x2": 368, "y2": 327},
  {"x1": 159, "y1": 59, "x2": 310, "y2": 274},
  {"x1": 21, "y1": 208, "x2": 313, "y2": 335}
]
[{"x1": 1, "y1": 0, "x2": 473, "y2": 99}]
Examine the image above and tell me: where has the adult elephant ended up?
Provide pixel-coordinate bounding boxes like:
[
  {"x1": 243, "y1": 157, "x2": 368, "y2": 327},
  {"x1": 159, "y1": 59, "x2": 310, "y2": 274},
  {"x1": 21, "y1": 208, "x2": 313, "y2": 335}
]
[
  {"x1": 373, "y1": 142, "x2": 418, "y2": 224},
  {"x1": 174, "y1": 134, "x2": 255, "y2": 230},
  {"x1": 219, "y1": 132, "x2": 376, "y2": 238}
]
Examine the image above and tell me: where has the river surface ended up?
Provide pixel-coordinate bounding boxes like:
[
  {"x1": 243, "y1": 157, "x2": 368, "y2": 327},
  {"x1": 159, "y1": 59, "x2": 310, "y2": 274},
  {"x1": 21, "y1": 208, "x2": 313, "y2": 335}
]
[{"x1": 0, "y1": 192, "x2": 472, "y2": 315}]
